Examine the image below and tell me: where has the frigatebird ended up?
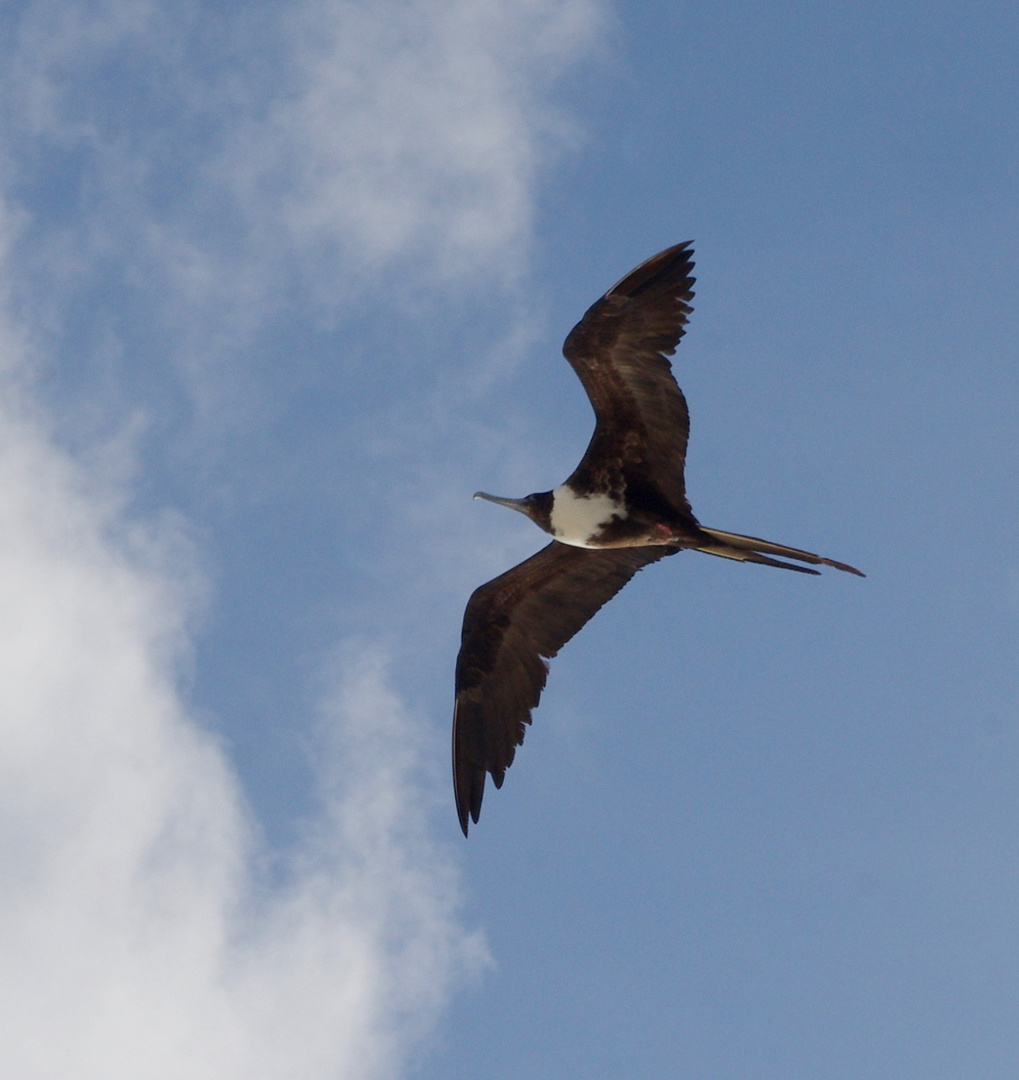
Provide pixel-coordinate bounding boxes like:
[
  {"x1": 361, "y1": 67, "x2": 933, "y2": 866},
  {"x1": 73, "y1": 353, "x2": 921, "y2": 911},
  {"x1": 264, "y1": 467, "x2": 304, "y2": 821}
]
[{"x1": 453, "y1": 241, "x2": 862, "y2": 836}]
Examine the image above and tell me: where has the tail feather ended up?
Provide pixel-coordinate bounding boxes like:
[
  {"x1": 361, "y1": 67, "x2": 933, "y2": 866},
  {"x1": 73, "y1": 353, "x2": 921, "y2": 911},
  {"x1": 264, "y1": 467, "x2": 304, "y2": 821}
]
[{"x1": 697, "y1": 527, "x2": 865, "y2": 578}]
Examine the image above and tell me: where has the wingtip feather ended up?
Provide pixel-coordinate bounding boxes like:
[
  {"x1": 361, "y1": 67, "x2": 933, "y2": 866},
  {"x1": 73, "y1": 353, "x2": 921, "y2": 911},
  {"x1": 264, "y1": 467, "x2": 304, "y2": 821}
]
[
  {"x1": 455, "y1": 765, "x2": 486, "y2": 838},
  {"x1": 605, "y1": 240, "x2": 696, "y2": 302}
]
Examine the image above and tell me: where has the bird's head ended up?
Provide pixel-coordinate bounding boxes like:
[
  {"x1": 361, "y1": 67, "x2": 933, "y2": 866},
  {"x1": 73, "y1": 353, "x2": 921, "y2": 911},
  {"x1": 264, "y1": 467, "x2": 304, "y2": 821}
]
[{"x1": 474, "y1": 490, "x2": 554, "y2": 534}]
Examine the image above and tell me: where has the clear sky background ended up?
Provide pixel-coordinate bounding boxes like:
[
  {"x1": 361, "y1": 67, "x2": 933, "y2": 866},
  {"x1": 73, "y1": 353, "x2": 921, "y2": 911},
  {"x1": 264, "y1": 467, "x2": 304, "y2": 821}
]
[{"x1": 0, "y1": 1, "x2": 1017, "y2": 1077}]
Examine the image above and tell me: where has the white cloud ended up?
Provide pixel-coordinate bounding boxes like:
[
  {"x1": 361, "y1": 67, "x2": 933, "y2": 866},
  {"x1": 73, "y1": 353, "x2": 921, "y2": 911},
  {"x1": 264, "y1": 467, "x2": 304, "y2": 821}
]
[
  {"x1": 0, "y1": 0, "x2": 606, "y2": 1074},
  {"x1": 0, "y1": 113, "x2": 488, "y2": 1070},
  {"x1": 0, "y1": 373, "x2": 485, "y2": 1077},
  {"x1": 228, "y1": 0, "x2": 604, "y2": 291},
  {"x1": 233, "y1": 647, "x2": 488, "y2": 1080},
  {"x1": 3, "y1": 0, "x2": 604, "y2": 337}
]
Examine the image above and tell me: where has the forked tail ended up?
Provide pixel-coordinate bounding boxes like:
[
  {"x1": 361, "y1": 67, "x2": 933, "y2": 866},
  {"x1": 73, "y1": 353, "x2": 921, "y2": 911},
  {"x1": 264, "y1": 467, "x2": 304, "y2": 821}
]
[{"x1": 695, "y1": 527, "x2": 865, "y2": 577}]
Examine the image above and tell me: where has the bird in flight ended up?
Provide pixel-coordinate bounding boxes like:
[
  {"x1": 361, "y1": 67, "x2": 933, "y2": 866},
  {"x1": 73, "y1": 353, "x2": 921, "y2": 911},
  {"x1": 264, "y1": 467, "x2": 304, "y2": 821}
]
[{"x1": 453, "y1": 241, "x2": 863, "y2": 836}]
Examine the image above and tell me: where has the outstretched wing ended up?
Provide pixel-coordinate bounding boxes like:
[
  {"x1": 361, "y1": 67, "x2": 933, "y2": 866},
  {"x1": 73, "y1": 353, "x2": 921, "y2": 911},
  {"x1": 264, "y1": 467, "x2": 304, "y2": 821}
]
[
  {"x1": 563, "y1": 241, "x2": 696, "y2": 514},
  {"x1": 453, "y1": 540, "x2": 677, "y2": 835}
]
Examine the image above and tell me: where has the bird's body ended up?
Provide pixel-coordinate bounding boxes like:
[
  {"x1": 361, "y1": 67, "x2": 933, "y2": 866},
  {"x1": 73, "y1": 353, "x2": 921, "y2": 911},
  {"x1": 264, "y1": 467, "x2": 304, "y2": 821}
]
[{"x1": 454, "y1": 242, "x2": 862, "y2": 835}]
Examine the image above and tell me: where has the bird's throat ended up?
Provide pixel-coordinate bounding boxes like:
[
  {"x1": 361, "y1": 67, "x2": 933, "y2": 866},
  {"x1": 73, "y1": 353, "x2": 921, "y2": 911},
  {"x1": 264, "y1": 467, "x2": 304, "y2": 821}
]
[{"x1": 548, "y1": 486, "x2": 628, "y2": 548}]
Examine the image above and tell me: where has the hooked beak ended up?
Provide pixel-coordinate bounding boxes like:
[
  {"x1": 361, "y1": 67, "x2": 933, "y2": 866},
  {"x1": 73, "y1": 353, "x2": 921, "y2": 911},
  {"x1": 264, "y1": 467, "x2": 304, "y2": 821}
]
[{"x1": 474, "y1": 491, "x2": 531, "y2": 518}]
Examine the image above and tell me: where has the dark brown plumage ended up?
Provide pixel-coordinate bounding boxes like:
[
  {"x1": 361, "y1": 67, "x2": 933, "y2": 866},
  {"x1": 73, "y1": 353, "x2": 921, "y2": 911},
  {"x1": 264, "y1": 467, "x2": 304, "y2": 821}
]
[
  {"x1": 453, "y1": 242, "x2": 862, "y2": 836},
  {"x1": 563, "y1": 241, "x2": 696, "y2": 518},
  {"x1": 453, "y1": 542, "x2": 677, "y2": 833}
]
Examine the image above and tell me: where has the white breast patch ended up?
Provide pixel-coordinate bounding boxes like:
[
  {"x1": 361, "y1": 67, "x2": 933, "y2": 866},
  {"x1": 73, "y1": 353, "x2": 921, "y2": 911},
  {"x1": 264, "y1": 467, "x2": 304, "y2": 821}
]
[{"x1": 549, "y1": 485, "x2": 627, "y2": 547}]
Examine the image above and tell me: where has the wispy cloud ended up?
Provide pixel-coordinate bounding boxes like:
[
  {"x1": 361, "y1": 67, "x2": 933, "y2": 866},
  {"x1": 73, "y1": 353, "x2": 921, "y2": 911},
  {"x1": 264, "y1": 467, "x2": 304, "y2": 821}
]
[
  {"x1": 0, "y1": 0, "x2": 603, "y2": 1074},
  {"x1": 0, "y1": 330, "x2": 485, "y2": 1076},
  {"x1": 226, "y1": 0, "x2": 603, "y2": 291},
  {"x1": 4, "y1": 0, "x2": 604, "y2": 341}
]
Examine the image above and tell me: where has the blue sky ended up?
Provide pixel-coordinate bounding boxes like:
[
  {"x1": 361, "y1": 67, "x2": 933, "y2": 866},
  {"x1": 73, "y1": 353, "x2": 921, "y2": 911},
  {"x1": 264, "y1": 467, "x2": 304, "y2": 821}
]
[{"x1": 1, "y1": 1, "x2": 1017, "y2": 1077}]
